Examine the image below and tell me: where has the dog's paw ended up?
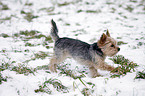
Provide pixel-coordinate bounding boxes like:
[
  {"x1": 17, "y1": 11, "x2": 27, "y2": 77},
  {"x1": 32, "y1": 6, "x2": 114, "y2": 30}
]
[
  {"x1": 49, "y1": 64, "x2": 57, "y2": 73},
  {"x1": 92, "y1": 73, "x2": 102, "y2": 78}
]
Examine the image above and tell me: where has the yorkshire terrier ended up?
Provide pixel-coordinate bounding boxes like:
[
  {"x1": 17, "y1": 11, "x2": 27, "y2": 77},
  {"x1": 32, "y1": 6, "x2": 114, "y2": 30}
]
[{"x1": 49, "y1": 19, "x2": 120, "y2": 77}]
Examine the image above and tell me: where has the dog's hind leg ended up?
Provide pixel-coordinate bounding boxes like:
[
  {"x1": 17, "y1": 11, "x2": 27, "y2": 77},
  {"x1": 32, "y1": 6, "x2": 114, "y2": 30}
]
[
  {"x1": 49, "y1": 56, "x2": 58, "y2": 72},
  {"x1": 49, "y1": 54, "x2": 67, "y2": 73}
]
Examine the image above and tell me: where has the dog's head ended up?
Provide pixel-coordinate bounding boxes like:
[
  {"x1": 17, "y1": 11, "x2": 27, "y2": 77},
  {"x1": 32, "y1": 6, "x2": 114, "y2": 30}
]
[{"x1": 97, "y1": 30, "x2": 120, "y2": 57}]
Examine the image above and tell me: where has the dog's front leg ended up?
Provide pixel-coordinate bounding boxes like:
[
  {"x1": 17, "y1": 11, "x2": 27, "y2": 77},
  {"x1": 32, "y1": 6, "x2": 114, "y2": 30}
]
[
  {"x1": 89, "y1": 66, "x2": 101, "y2": 78},
  {"x1": 94, "y1": 60, "x2": 115, "y2": 71}
]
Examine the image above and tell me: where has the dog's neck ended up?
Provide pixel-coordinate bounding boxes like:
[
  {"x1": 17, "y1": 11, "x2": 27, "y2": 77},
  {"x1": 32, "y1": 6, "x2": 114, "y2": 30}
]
[{"x1": 91, "y1": 43, "x2": 104, "y2": 58}]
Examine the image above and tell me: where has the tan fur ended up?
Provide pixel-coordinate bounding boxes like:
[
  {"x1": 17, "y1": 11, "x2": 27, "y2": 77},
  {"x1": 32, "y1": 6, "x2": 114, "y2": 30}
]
[
  {"x1": 49, "y1": 28, "x2": 120, "y2": 78},
  {"x1": 98, "y1": 33, "x2": 119, "y2": 57},
  {"x1": 49, "y1": 51, "x2": 69, "y2": 72},
  {"x1": 87, "y1": 52, "x2": 116, "y2": 77}
]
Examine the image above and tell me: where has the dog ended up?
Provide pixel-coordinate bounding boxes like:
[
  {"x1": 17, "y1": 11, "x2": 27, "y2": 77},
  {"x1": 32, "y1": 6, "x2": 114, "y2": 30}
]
[{"x1": 49, "y1": 19, "x2": 120, "y2": 77}]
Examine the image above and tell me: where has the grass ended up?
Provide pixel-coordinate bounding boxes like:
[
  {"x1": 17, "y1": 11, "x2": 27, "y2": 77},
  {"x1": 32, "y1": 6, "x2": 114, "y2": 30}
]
[
  {"x1": 81, "y1": 88, "x2": 91, "y2": 96},
  {"x1": 77, "y1": 9, "x2": 101, "y2": 13},
  {"x1": 73, "y1": 78, "x2": 95, "y2": 96},
  {"x1": 57, "y1": 0, "x2": 81, "y2": 7},
  {"x1": 25, "y1": 42, "x2": 35, "y2": 47},
  {"x1": 110, "y1": 55, "x2": 138, "y2": 78},
  {"x1": 0, "y1": 51, "x2": 36, "y2": 76},
  {"x1": 57, "y1": 63, "x2": 86, "y2": 79},
  {"x1": 137, "y1": 42, "x2": 144, "y2": 46},
  {"x1": 0, "y1": 0, "x2": 144, "y2": 95},
  {"x1": 13, "y1": 30, "x2": 42, "y2": 40},
  {"x1": 0, "y1": 33, "x2": 10, "y2": 38},
  {"x1": 35, "y1": 84, "x2": 52, "y2": 94},
  {"x1": 0, "y1": 59, "x2": 35, "y2": 76},
  {"x1": 0, "y1": 59, "x2": 15, "y2": 71},
  {"x1": 0, "y1": 72, "x2": 7, "y2": 84},
  {"x1": 0, "y1": 1, "x2": 9, "y2": 10},
  {"x1": 12, "y1": 64, "x2": 36, "y2": 76},
  {"x1": 20, "y1": 30, "x2": 39, "y2": 36},
  {"x1": 0, "y1": 30, "x2": 53, "y2": 64},
  {"x1": 33, "y1": 51, "x2": 50, "y2": 60},
  {"x1": 12, "y1": 30, "x2": 53, "y2": 48},
  {"x1": 17, "y1": 30, "x2": 47, "y2": 40},
  {"x1": 86, "y1": 10, "x2": 101, "y2": 13},
  {"x1": 125, "y1": 5, "x2": 134, "y2": 12},
  {"x1": 24, "y1": 51, "x2": 51, "y2": 63},
  {"x1": 58, "y1": 2, "x2": 71, "y2": 7},
  {"x1": 32, "y1": 54, "x2": 140, "y2": 80},
  {"x1": 35, "y1": 78, "x2": 69, "y2": 94},
  {"x1": 35, "y1": 65, "x2": 50, "y2": 73},
  {"x1": 0, "y1": 17, "x2": 11, "y2": 23},
  {"x1": 135, "y1": 71, "x2": 145, "y2": 79},
  {"x1": 39, "y1": 7, "x2": 55, "y2": 12},
  {"x1": 0, "y1": 29, "x2": 52, "y2": 78},
  {"x1": 25, "y1": 2, "x2": 33, "y2": 6},
  {"x1": 21, "y1": 10, "x2": 39, "y2": 22},
  {"x1": 0, "y1": 31, "x2": 140, "y2": 80},
  {"x1": 117, "y1": 41, "x2": 127, "y2": 45}
]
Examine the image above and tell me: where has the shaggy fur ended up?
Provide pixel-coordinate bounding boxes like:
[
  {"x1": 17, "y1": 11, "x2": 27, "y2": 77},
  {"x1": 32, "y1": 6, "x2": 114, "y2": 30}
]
[{"x1": 49, "y1": 19, "x2": 120, "y2": 77}]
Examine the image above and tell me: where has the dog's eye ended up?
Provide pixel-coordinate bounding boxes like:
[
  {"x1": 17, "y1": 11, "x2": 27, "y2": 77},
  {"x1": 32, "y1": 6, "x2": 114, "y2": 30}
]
[{"x1": 111, "y1": 44, "x2": 114, "y2": 47}]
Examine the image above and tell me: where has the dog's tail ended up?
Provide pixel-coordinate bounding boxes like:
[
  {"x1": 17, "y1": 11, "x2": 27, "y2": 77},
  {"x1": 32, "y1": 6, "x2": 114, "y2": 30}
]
[{"x1": 50, "y1": 19, "x2": 59, "y2": 41}]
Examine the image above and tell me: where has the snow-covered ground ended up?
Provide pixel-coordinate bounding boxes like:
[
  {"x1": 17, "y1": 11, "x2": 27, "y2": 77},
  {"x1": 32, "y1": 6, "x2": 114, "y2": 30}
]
[{"x1": 0, "y1": 0, "x2": 145, "y2": 96}]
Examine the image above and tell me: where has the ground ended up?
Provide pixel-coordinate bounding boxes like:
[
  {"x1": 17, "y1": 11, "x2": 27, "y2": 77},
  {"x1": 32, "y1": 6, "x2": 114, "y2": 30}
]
[{"x1": 0, "y1": 0, "x2": 145, "y2": 96}]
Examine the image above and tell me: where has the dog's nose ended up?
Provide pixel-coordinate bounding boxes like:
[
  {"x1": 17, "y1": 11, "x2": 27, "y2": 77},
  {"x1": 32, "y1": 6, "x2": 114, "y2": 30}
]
[{"x1": 118, "y1": 48, "x2": 120, "y2": 51}]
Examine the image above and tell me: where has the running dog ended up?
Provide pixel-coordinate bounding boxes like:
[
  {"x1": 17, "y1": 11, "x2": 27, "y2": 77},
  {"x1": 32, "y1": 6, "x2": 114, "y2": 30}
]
[{"x1": 49, "y1": 19, "x2": 120, "y2": 77}]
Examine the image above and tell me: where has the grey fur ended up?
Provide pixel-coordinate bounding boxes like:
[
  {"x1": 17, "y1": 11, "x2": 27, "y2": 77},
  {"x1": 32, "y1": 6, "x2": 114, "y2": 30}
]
[
  {"x1": 50, "y1": 19, "x2": 59, "y2": 41},
  {"x1": 49, "y1": 19, "x2": 120, "y2": 77},
  {"x1": 54, "y1": 37, "x2": 103, "y2": 62},
  {"x1": 50, "y1": 19, "x2": 103, "y2": 63}
]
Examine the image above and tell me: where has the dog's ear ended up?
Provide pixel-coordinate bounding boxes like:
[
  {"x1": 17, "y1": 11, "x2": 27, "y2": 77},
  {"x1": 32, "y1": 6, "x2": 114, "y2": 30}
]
[
  {"x1": 106, "y1": 29, "x2": 110, "y2": 37},
  {"x1": 100, "y1": 33, "x2": 107, "y2": 44}
]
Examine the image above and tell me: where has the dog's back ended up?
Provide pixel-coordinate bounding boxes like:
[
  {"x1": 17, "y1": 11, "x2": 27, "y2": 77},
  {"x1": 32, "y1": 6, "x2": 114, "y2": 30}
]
[
  {"x1": 54, "y1": 37, "x2": 92, "y2": 61},
  {"x1": 49, "y1": 19, "x2": 120, "y2": 77},
  {"x1": 50, "y1": 19, "x2": 92, "y2": 61}
]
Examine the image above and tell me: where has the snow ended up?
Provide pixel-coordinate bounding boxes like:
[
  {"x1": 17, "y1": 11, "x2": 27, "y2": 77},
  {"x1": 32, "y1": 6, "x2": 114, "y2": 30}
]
[{"x1": 0, "y1": 0, "x2": 145, "y2": 96}]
